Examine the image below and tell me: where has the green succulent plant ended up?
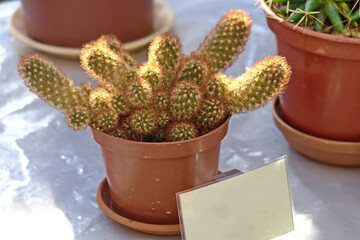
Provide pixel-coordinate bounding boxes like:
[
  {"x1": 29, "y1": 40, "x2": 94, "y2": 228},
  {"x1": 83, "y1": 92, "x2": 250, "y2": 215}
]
[
  {"x1": 266, "y1": 0, "x2": 360, "y2": 37},
  {"x1": 18, "y1": 9, "x2": 291, "y2": 142}
]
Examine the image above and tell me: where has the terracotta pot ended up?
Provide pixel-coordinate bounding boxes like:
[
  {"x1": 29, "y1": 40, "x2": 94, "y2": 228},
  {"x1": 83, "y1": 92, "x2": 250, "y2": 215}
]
[
  {"x1": 272, "y1": 97, "x2": 360, "y2": 167},
  {"x1": 20, "y1": 0, "x2": 153, "y2": 47},
  {"x1": 91, "y1": 117, "x2": 230, "y2": 225},
  {"x1": 259, "y1": 0, "x2": 360, "y2": 142}
]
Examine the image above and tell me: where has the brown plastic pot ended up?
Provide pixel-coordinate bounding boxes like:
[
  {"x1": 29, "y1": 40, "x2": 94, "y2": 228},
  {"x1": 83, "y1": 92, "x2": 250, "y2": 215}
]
[
  {"x1": 259, "y1": 0, "x2": 360, "y2": 142},
  {"x1": 20, "y1": 0, "x2": 153, "y2": 47},
  {"x1": 91, "y1": 117, "x2": 230, "y2": 225},
  {"x1": 272, "y1": 97, "x2": 360, "y2": 167}
]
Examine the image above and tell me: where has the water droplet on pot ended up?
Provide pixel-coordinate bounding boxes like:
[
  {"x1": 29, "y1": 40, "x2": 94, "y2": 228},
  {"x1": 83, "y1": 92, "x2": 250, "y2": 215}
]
[{"x1": 166, "y1": 211, "x2": 172, "y2": 214}]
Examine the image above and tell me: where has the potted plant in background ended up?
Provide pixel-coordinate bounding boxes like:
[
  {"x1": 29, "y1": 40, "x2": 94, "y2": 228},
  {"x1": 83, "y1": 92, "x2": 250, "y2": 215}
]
[
  {"x1": 20, "y1": 0, "x2": 153, "y2": 47},
  {"x1": 259, "y1": 0, "x2": 360, "y2": 166},
  {"x1": 17, "y1": 9, "x2": 291, "y2": 234}
]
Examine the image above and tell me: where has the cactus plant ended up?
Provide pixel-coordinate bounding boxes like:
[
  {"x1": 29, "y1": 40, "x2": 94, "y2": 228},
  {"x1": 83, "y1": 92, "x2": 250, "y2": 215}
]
[
  {"x1": 266, "y1": 0, "x2": 360, "y2": 37},
  {"x1": 18, "y1": 9, "x2": 291, "y2": 142}
]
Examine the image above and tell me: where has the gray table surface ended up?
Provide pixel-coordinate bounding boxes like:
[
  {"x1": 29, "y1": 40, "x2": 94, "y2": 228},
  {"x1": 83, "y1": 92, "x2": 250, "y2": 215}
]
[{"x1": 1, "y1": 0, "x2": 359, "y2": 239}]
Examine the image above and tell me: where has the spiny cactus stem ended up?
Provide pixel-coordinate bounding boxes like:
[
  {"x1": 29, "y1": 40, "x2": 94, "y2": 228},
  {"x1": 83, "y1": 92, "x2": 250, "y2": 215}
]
[
  {"x1": 227, "y1": 56, "x2": 291, "y2": 113},
  {"x1": 80, "y1": 41, "x2": 136, "y2": 91},
  {"x1": 169, "y1": 80, "x2": 203, "y2": 121},
  {"x1": 129, "y1": 109, "x2": 158, "y2": 135},
  {"x1": 89, "y1": 87, "x2": 111, "y2": 110},
  {"x1": 166, "y1": 121, "x2": 198, "y2": 142},
  {"x1": 125, "y1": 79, "x2": 153, "y2": 108},
  {"x1": 18, "y1": 53, "x2": 89, "y2": 113},
  {"x1": 192, "y1": 9, "x2": 252, "y2": 73}
]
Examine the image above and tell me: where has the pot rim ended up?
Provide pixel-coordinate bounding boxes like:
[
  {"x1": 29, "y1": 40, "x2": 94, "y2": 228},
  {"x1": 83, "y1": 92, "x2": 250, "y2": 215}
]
[
  {"x1": 258, "y1": 0, "x2": 360, "y2": 45},
  {"x1": 90, "y1": 115, "x2": 231, "y2": 146},
  {"x1": 90, "y1": 115, "x2": 231, "y2": 159}
]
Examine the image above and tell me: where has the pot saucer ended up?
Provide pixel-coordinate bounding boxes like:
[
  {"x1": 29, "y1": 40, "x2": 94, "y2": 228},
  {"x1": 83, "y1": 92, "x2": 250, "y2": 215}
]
[
  {"x1": 272, "y1": 97, "x2": 360, "y2": 167},
  {"x1": 96, "y1": 177, "x2": 181, "y2": 235},
  {"x1": 8, "y1": 0, "x2": 174, "y2": 58}
]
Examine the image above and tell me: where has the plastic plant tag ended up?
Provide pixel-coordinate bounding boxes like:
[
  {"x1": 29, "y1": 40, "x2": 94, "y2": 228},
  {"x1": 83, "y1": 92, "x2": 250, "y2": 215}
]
[{"x1": 176, "y1": 156, "x2": 294, "y2": 240}]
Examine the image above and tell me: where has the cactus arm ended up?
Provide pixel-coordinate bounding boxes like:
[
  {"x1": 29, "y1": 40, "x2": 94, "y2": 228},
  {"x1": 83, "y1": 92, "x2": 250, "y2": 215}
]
[
  {"x1": 129, "y1": 109, "x2": 158, "y2": 135},
  {"x1": 18, "y1": 53, "x2": 91, "y2": 131},
  {"x1": 88, "y1": 88, "x2": 126, "y2": 131},
  {"x1": 125, "y1": 78, "x2": 153, "y2": 108},
  {"x1": 65, "y1": 107, "x2": 90, "y2": 130},
  {"x1": 158, "y1": 111, "x2": 171, "y2": 128},
  {"x1": 109, "y1": 92, "x2": 130, "y2": 116},
  {"x1": 176, "y1": 57, "x2": 211, "y2": 86},
  {"x1": 89, "y1": 87, "x2": 111, "y2": 110},
  {"x1": 109, "y1": 127, "x2": 130, "y2": 139},
  {"x1": 191, "y1": 9, "x2": 252, "y2": 73},
  {"x1": 78, "y1": 82, "x2": 93, "y2": 106},
  {"x1": 89, "y1": 88, "x2": 130, "y2": 117},
  {"x1": 166, "y1": 121, "x2": 198, "y2": 142},
  {"x1": 139, "y1": 62, "x2": 164, "y2": 91},
  {"x1": 194, "y1": 97, "x2": 228, "y2": 130},
  {"x1": 148, "y1": 34, "x2": 182, "y2": 89},
  {"x1": 205, "y1": 72, "x2": 232, "y2": 98},
  {"x1": 97, "y1": 35, "x2": 138, "y2": 68},
  {"x1": 227, "y1": 56, "x2": 291, "y2": 113},
  {"x1": 121, "y1": 118, "x2": 142, "y2": 141},
  {"x1": 154, "y1": 91, "x2": 169, "y2": 110},
  {"x1": 18, "y1": 53, "x2": 88, "y2": 112},
  {"x1": 315, "y1": 7, "x2": 327, "y2": 32},
  {"x1": 94, "y1": 110, "x2": 119, "y2": 131},
  {"x1": 80, "y1": 41, "x2": 137, "y2": 91},
  {"x1": 169, "y1": 80, "x2": 203, "y2": 121},
  {"x1": 325, "y1": 1, "x2": 345, "y2": 32}
]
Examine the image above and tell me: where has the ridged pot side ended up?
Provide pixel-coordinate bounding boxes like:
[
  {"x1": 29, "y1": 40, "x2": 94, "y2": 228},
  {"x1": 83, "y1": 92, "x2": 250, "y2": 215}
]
[
  {"x1": 20, "y1": 0, "x2": 153, "y2": 47},
  {"x1": 260, "y1": 0, "x2": 360, "y2": 141},
  {"x1": 91, "y1": 117, "x2": 230, "y2": 225}
]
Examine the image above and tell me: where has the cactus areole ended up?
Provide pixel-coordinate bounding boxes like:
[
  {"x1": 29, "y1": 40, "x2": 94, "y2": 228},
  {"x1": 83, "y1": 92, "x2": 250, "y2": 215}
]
[{"x1": 18, "y1": 9, "x2": 291, "y2": 227}]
